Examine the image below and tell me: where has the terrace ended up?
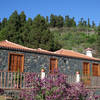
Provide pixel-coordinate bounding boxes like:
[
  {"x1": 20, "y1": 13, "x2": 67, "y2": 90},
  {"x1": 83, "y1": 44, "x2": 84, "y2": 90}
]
[{"x1": 0, "y1": 71, "x2": 100, "y2": 90}]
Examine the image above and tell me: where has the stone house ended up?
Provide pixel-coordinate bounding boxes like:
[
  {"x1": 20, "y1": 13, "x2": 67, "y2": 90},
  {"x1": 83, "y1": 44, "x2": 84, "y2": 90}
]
[{"x1": 0, "y1": 40, "x2": 100, "y2": 88}]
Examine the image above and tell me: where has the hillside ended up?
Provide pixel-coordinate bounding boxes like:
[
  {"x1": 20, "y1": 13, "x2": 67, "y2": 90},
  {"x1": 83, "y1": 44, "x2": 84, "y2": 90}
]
[{"x1": 51, "y1": 27, "x2": 99, "y2": 57}]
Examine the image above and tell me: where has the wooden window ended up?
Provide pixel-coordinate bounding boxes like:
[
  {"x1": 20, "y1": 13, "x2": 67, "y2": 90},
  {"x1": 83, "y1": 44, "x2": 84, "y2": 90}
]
[
  {"x1": 50, "y1": 58, "x2": 58, "y2": 73},
  {"x1": 83, "y1": 62, "x2": 90, "y2": 76},
  {"x1": 8, "y1": 53, "x2": 24, "y2": 72},
  {"x1": 92, "y1": 63, "x2": 99, "y2": 76}
]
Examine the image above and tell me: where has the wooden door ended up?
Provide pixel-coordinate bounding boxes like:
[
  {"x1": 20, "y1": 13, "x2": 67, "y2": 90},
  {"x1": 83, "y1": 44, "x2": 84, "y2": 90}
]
[
  {"x1": 83, "y1": 62, "x2": 90, "y2": 85},
  {"x1": 50, "y1": 58, "x2": 58, "y2": 73}
]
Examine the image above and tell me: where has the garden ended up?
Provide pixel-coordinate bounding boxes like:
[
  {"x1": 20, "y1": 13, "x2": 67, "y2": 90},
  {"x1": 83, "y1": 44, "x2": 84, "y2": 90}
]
[
  {"x1": 0, "y1": 73, "x2": 100, "y2": 100},
  {"x1": 20, "y1": 73, "x2": 100, "y2": 100}
]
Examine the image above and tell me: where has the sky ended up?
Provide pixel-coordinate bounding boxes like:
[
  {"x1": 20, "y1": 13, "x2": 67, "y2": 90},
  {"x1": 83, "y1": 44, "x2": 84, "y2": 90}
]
[{"x1": 0, "y1": 0, "x2": 100, "y2": 25}]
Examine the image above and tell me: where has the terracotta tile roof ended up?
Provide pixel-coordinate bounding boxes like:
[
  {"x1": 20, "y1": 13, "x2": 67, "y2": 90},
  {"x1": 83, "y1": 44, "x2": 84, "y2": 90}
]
[
  {"x1": 0, "y1": 40, "x2": 100, "y2": 61},
  {"x1": 55, "y1": 49, "x2": 100, "y2": 61},
  {"x1": 0, "y1": 40, "x2": 53, "y2": 54},
  {"x1": 36, "y1": 48, "x2": 53, "y2": 54},
  {"x1": 0, "y1": 40, "x2": 36, "y2": 52}
]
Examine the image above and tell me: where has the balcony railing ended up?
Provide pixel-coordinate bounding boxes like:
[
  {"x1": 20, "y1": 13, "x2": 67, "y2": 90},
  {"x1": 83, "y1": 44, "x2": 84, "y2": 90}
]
[
  {"x1": 0, "y1": 71, "x2": 100, "y2": 89},
  {"x1": 0, "y1": 71, "x2": 27, "y2": 89}
]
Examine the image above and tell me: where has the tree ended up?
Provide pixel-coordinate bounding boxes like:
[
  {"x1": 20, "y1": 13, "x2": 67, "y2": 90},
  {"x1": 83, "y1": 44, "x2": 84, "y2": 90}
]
[
  {"x1": 20, "y1": 24, "x2": 31, "y2": 46},
  {"x1": 65, "y1": 15, "x2": 70, "y2": 27},
  {"x1": 0, "y1": 20, "x2": 1, "y2": 31},
  {"x1": 88, "y1": 18, "x2": 91, "y2": 28},
  {"x1": 18, "y1": 11, "x2": 27, "y2": 44},
  {"x1": 46, "y1": 16, "x2": 49, "y2": 23},
  {"x1": 8, "y1": 10, "x2": 20, "y2": 30},
  {"x1": 78, "y1": 18, "x2": 84, "y2": 27},
  {"x1": 5, "y1": 10, "x2": 20, "y2": 43},
  {"x1": 65, "y1": 16, "x2": 76, "y2": 27},
  {"x1": 92, "y1": 21, "x2": 95, "y2": 28},
  {"x1": 0, "y1": 27, "x2": 8, "y2": 41},
  {"x1": 27, "y1": 18, "x2": 32, "y2": 26},
  {"x1": 50, "y1": 37, "x2": 62, "y2": 51},
  {"x1": 19, "y1": 11, "x2": 26, "y2": 27},
  {"x1": 28, "y1": 14, "x2": 61, "y2": 51},
  {"x1": 83, "y1": 20, "x2": 87, "y2": 27},
  {"x1": 50, "y1": 14, "x2": 56, "y2": 27},
  {"x1": 56, "y1": 15, "x2": 64, "y2": 28},
  {"x1": 1, "y1": 18, "x2": 7, "y2": 28},
  {"x1": 70, "y1": 17, "x2": 76, "y2": 27},
  {"x1": 29, "y1": 14, "x2": 52, "y2": 49}
]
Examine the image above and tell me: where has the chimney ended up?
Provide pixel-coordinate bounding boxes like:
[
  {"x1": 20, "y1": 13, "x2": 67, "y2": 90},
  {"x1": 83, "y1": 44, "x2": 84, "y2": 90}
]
[{"x1": 85, "y1": 48, "x2": 92, "y2": 57}]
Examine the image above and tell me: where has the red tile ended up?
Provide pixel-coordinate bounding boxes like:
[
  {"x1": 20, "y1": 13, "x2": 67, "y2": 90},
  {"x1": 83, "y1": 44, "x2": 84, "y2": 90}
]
[{"x1": 0, "y1": 40, "x2": 100, "y2": 61}]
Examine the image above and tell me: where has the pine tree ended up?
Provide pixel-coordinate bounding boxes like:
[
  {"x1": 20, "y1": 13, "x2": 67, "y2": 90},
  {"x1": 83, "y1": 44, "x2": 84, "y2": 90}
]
[
  {"x1": 56, "y1": 15, "x2": 64, "y2": 28},
  {"x1": 78, "y1": 18, "x2": 84, "y2": 27},
  {"x1": 46, "y1": 16, "x2": 49, "y2": 23},
  {"x1": 30, "y1": 14, "x2": 50, "y2": 49},
  {"x1": 70, "y1": 17, "x2": 76, "y2": 27},
  {"x1": 0, "y1": 20, "x2": 1, "y2": 31},
  {"x1": 83, "y1": 20, "x2": 87, "y2": 27},
  {"x1": 65, "y1": 16, "x2": 76, "y2": 27},
  {"x1": 88, "y1": 18, "x2": 91, "y2": 28},
  {"x1": 18, "y1": 11, "x2": 27, "y2": 44},
  {"x1": 20, "y1": 18, "x2": 32, "y2": 46},
  {"x1": 1, "y1": 18, "x2": 7, "y2": 28},
  {"x1": 27, "y1": 18, "x2": 33, "y2": 26},
  {"x1": 29, "y1": 14, "x2": 61, "y2": 50},
  {"x1": 6, "y1": 10, "x2": 20, "y2": 43},
  {"x1": 50, "y1": 14, "x2": 56, "y2": 27},
  {"x1": 92, "y1": 21, "x2": 95, "y2": 28},
  {"x1": 46, "y1": 16, "x2": 49, "y2": 27},
  {"x1": 19, "y1": 11, "x2": 26, "y2": 27},
  {"x1": 65, "y1": 15, "x2": 70, "y2": 27}
]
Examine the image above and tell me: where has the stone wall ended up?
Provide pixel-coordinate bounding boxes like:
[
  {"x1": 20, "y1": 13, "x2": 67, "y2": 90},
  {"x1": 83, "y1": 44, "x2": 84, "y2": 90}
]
[
  {"x1": 1, "y1": 48, "x2": 100, "y2": 96},
  {"x1": 0, "y1": 48, "x2": 100, "y2": 76}
]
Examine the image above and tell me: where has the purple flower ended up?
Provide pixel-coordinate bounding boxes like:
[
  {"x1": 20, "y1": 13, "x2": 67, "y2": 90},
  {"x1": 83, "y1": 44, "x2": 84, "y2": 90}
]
[{"x1": 20, "y1": 72, "x2": 100, "y2": 100}]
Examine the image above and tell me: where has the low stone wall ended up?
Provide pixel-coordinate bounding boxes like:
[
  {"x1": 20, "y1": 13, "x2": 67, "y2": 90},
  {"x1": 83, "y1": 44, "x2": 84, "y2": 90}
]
[{"x1": 4, "y1": 89, "x2": 21, "y2": 100}]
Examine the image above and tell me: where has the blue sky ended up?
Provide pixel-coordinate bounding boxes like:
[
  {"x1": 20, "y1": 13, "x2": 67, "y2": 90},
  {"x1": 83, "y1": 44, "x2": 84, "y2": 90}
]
[{"x1": 0, "y1": 0, "x2": 100, "y2": 25}]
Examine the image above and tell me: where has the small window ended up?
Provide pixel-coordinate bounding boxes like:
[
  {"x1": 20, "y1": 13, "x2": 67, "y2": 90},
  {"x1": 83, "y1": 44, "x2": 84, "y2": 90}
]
[
  {"x1": 50, "y1": 58, "x2": 58, "y2": 73},
  {"x1": 8, "y1": 53, "x2": 24, "y2": 72},
  {"x1": 83, "y1": 62, "x2": 90, "y2": 76},
  {"x1": 92, "y1": 63, "x2": 99, "y2": 76}
]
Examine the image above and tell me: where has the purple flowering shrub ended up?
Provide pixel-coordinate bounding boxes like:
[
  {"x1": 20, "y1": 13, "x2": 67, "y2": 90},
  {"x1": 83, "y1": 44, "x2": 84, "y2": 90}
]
[
  {"x1": 0, "y1": 88, "x2": 4, "y2": 95},
  {"x1": 20, "y1": 73, "x2": 100, "y2": 100}
]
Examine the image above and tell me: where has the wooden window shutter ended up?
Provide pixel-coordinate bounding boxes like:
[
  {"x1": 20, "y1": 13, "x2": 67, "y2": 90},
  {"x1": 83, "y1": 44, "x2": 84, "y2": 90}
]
[
  {"x1": 83, "y1": 62, "x2": 90, "y2": 86},
  {"x1": 50, "y1": 58, "x2": 58, "y2": 73},
  {"x1": 83, "y1": 62, "x2": 90, "y2": 76},
  {"x1": 8, "y1": 53, "x2": 24, "y2": 72},
  {"x1": 92, "y1": 63, "x2": 99, "y2": 76}
]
